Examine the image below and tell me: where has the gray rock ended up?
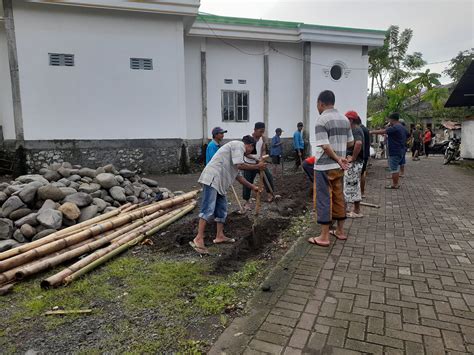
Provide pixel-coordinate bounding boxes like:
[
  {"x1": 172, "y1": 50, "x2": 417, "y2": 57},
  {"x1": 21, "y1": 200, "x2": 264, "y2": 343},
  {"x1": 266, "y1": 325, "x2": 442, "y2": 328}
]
[
  {"x1": 78, "y1": 183, "x2": 101, "y2": 194},
  {"x1": 0, "y1": 192, "x2": 8, "y2": 204},
  {"x1": 37, "y1": 185, "x2": 65, "y2": 202},
  {"x1": 78, "y1": 168, "x2": 97, "y2": 179},
  {"x1": 0, "y1": 182, "x2": 10, "y2": 191},
  {"x1": 0, "y1": 218, "x2": 14, "y2": 240},
  {"x1": 14, "y1": 213, "x2": 39, "y2": 227},
  {"x1": 103, "y1": 206, "x2": 118, "y2": 213},
  {"x1": 68, "y1": 174, "x2": 81, "y2": 182},
  {"x1": 115, "y1": 175, "x2": 124, "y2": 184},
  {"x1": 95, "y1": 173, "x2": 118, "y2": 189},
  {"x1": 15, "y1": 175, "x2": 49, "y2": 185},
  {"x1": 58, "y1": 167, "x2": 73, "y2": 178},
  {"x1": 90, "y1": 190, "x2": 102, "y2": 198},
  {"x1": 9, "y1": 208, "x2": 32, "y2": 221},
  {"x1": 78, "y1": 205, "x2": 99, "y2": 223},
  {"x1": 62, "y1": 162, "x2": 73, "y2": 169},
  {"x1": 109, "y1": 186, "x2": 126, "y2": 203},
  {"x1": 133, "y1": 186, "x2": 143, "y2": 197},
  {"x1": 38, "y1": 199, "x2": 58, "y2": 213},
  {"x1": 126, "y1": 196, "x2": 139, "y2": 204},
  {"x1": 51, "y1": 182, "x2": 66, "y2": 188},
  {"x1": 92, "y1": 198, "x2": 107, "y2": 212},
  {"x1": 2, "y1": 196, "x2": 26, "y2": 216},
  {"x1": 141, "y1": 178, "x2": 158, "y2": 187},
  {"x1": 43, "y1": 170, "x2": 62, "y2": 182},
  {"x1": 113, "y1": 201, "x2": 121, "y2": 208},
  {"x1": 58, "y1": 202, "x2": 81, "y2": 220},
  {"x1": 20, "y1": 224, "x2": 36, "y2": 239},
  {"x1": 100, "y1": 189, "x2": 109, "y2": 199},
  {"x1": 139, "y1": 191, "x2": 147, "y2": 199},
  {"x1": 13, "y1": 229, "x2": 28, "y2": 243},
  {"x1": 17, "y1": 181, "x2": 43, "y2": 204},
  {"x1": 69, "y1": 182, "x2": 80, "y2": 190},
  {"x1": 103, "y1": 164, "x2": 115, "y2": 173},
  {"x1": 63, "y1": 192, "x2": 93, "y2": 207},
  {"x1": 58, "y1": 178, "x2": 71, "y2": 187},
  {"x1": 59, "y1": 187, "x2": 77, "y2": 196},
  {"x1": 37, "y1": 209, "x2": 63, "y2": 229},
  {"x1": 95, "y1": 167, "x2": 106, "y2": 175},
  {"x1": 173, "y1": 191, "x2": 185, "y2": 196},
  {"x1": 49, "y1": 163, "x2": 62, "y2": 171},
  {"x1": 124, "y1": 185, "x2": 135, "y2": 197},
  {"x1": 62, "y1": 217, "x2": 76, "y2": 227},
  {"x1": 103, "y1": 196, "x2": 114, "y2": 204},
  {"x1": 5, "y1": 185, "x2": 23, "y2": 196},
  {"x1": 0, "y1": 239, "x2": 20, "y2": 252},
  {"x1": 32, "y1": 229, "x2": 57, "y2": 242},
  {"x1": 119, "y1": 169, "x2": 135, "y2": 178},
  {"x1": 81, "y1": 177, "x2": 93, "y2": 184}
]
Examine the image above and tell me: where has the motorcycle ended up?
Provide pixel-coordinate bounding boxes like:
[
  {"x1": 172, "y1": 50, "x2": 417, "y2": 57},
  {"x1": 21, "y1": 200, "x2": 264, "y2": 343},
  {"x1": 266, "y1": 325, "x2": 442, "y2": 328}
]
[
  {"x1": 443, "y1": 137, "x2": 461, "y2": 165},
  {"x1": 429, "y1": 140, "x2": 449, "y2": 155}
]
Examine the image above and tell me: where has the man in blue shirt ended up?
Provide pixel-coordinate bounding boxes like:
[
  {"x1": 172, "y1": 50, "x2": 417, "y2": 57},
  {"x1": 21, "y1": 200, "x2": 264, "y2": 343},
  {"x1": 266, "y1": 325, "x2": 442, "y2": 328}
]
[
  {"x1": 370, "y1": 113, "x2": 407, "y2": 189},
  {"x1": 270, "y1": 128, "x2": 283, "y2": 176},
  {"x1": 293, "y1": 122, "x2": 304, "y2": 170},
  {"x1": 206, "y1": 127, "x2": 227, "y2": 164}
]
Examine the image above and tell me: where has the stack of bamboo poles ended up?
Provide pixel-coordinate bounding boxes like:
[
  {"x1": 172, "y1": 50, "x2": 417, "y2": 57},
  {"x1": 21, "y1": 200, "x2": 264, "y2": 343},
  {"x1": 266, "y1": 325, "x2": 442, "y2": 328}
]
[{"x1": 0, "y1": 191, "x2": 199, "y2": 290}]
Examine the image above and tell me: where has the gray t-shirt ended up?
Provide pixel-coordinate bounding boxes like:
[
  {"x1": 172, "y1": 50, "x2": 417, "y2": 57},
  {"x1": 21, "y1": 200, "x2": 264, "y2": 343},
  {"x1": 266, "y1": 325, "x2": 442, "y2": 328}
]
[
  {"x1": 198, "y1": 141, "x2": 245, "y2": 195},
  {"x1": 347, "y1": 126, "x2": 365, "y2": 162}
]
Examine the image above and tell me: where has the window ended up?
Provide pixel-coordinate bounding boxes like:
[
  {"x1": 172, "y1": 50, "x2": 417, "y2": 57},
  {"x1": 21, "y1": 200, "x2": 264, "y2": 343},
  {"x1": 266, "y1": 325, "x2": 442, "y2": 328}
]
[
  {"x1": 130, "y1": 58, "x2": 153, "y2": 70},
  {"x1": 49, "y1": 53, "x2": 74, "y2": 67},
  {"x1": 330, "y1": 64, "x2": 342, "y2": 80},
  {"x1": 238, "y1": 79, "x2": 247, "y2": 84},
  {"x1": 222, "y1": 91, "x2": 249, "y2": 122},
  {"x1": 224, "y1": 79, "x2": 233, "y2": 84}
]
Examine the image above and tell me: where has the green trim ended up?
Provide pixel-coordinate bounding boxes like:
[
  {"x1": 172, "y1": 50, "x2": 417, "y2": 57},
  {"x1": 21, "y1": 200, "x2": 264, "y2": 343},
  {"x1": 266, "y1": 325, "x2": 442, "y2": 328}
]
[{"x1": 196, "y1": 13, "x2": 386, "y2": 35}]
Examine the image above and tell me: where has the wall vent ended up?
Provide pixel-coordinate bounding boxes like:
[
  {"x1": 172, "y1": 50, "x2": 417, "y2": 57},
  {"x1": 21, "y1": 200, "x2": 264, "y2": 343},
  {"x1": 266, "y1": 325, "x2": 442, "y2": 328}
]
[
  {"x1": 130, "y1": 58, "x2": 153, "y2": 70},
  {"x1": 238, "y1": 79, "x2": 247, "y2": 84},
  {"x1": 224, "y1": 79, "x2": 233, "y2": 84},
  {"x1": 49, "y1": 53, "x2": 74, "y2": 67}
]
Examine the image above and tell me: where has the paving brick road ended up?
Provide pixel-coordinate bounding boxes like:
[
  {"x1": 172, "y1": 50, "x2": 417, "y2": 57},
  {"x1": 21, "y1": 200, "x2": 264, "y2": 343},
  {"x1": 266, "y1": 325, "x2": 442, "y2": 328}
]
[{"x1": 211, "y1": 157, "x2": 474, "y2": 355}]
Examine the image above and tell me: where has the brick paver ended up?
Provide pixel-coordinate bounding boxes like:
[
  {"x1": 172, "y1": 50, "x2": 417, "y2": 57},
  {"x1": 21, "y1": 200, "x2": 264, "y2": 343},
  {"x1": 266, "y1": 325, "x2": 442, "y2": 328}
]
[{"x1": 211, "y1": 157, "x2": 474, "y2": 354}]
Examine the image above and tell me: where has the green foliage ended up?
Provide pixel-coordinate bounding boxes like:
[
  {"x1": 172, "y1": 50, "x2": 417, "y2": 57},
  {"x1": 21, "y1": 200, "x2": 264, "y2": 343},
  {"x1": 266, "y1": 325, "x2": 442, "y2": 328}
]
[
  {"x1": 443, "y1": 49, "x2": 473, "y2": 83},
  {"x1": 422, "y1": 87, "x2": 449, "y2": 111}
]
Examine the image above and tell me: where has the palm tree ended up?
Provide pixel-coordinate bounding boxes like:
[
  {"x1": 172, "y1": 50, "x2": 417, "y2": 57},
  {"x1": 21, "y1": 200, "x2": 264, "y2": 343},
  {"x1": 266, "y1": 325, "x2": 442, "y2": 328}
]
[{"x1": 410, "y1": 69, "x2": 442, "y2": 121}]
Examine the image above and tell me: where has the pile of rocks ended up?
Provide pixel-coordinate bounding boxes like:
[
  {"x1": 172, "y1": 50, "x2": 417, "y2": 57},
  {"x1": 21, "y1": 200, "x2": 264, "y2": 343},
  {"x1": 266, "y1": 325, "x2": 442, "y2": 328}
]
[{"x1": 0, "y1": 162, "x2": 174, "y2": 252}]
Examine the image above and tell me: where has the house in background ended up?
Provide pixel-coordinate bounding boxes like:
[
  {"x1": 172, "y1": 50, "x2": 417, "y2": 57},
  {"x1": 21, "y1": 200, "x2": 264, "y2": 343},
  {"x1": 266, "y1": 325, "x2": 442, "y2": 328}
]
[
  {"x1": 0, "y1": 0, "x2": 385, "y2": 173},
  {"x1": 444, "y1": 61, "x2": 474, "y2": 160}
]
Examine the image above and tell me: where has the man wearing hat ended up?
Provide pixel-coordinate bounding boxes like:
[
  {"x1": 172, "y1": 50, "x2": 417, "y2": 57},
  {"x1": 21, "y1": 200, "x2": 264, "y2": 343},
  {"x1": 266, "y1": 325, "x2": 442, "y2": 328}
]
[
  {"x1": 206, "y1": 127, "x2": 228, "y2": 164},
  {"x1": 344, "y1": 111, "x2": 365, "y2": 218},
  {"x1": 192, "y1": 135, "x2": 265, "y2": 255},
  {"x1": 270, "y1": 128, "x2": 283, "y2": 176}
]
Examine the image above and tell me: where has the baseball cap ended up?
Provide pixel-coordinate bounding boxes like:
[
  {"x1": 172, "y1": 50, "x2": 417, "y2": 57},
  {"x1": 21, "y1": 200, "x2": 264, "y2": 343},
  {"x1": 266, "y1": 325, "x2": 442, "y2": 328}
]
[
  {"x1": 345, "y1": 111, "x2": 360, "y2": 121},
  {"x1": 212, "y1": 127, "x2": 227, "y2": 136},
  {"x1": 242, "y1": 135, "x2": 256, "y2": 145}
]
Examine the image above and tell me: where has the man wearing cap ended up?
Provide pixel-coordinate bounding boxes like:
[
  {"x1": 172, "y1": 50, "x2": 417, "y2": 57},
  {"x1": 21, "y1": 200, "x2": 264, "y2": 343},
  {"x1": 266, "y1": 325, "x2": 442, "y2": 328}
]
[
  {"x1": 293, "y1": 122, "x2": 305, "y2": 170},
  {"x1": 191, "y1": 136, "x2": 265, "y2": 255},
  {"x1": 243, "y1": 122, "x2": 276, "y2": 208},
  {"x1": 344, "y1": 111, "x2": 365, "y2": 218},
  {"x1": 270, "y1": 128, "x2": 283, "y2": 176},
  {"x1": 206, "y1": 127, "x2": 227, "y2": 164}
]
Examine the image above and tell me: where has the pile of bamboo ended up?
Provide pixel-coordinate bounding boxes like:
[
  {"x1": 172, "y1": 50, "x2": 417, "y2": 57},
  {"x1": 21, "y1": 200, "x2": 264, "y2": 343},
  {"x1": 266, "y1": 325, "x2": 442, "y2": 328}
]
[{"x1": 0, "y1": 190, "x2": 199, "y2": 290}]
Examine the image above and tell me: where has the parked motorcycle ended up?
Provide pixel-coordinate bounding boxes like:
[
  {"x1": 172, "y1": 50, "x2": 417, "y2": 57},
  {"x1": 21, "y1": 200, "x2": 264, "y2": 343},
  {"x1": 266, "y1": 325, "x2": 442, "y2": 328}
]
[
  {"x1": 443, "y1": 137, "x2": 461, "y2": 165},
  {"x1": 429, "y1": 140, "x2": 449, "y2": 155}
]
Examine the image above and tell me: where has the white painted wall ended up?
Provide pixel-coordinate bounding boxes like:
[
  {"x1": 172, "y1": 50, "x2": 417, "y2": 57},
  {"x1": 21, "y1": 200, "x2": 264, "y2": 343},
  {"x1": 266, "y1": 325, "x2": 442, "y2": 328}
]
[
  {"x1": 309, "y1": 43, "x2": 369, "y2": 153},
  {"x1": 0, "y1": 24, "x2": 15, "y2": 140},
  {"x1": 461, "y1": 120, "x2": 474, "y2": 159},
  {"x1": 184, "y1": 37, "x2": 203, "y2": 140},
  {"x1": 268, "y1": 42, "x2": 303, "y2": 139},
  {"x1": 13, "y1": 0, "x2": 187, "y2": 140},
  {"x1": 206, "y1": 38, "x2": 264, "y2": 139}
]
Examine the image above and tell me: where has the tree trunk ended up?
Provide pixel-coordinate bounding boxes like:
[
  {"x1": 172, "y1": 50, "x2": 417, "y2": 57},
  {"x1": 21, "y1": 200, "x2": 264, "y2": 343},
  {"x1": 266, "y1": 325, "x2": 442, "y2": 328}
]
[{"x1": 370, "y1": 75, "x2": 375, "y2": 96}]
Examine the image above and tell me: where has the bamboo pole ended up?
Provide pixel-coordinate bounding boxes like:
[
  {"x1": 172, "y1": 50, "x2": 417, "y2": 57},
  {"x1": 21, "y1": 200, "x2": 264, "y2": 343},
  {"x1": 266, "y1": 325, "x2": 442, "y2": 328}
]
[
  {"x1": 12, "y1": 209, "x2": 170, "y2": 281},
  {"x1": 0, "y1": 191, "x2": 199, "y2": 272},
  {"x1": 255, "y1": 168, "x2": 264, "y2": 215},
  {"x1": 43, "y1": 202, "x2": 196, "y2": 288},
  {"x1": 62, "y1": 203, "x2": 196, "y2": 286}
]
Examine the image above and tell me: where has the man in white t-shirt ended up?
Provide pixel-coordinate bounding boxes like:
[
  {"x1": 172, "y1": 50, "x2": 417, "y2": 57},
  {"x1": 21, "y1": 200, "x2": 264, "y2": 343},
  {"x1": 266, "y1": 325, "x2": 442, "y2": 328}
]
[
  {"x1": 242, "y1": 122, "x2": 275, "y2": 209},
  {"x1": 191, "y1": 135, "x2": 265, "y2": 255}
]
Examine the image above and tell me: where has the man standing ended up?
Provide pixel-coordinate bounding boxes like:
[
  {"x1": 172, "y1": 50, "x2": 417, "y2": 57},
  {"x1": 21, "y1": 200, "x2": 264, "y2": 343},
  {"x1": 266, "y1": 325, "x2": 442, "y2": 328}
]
[
  {"x1": 270, "y1": 128, "x2": 283, "y2": 176},
  {"x1": 192, "y1": 136, "x2": 265, "y2": 254},
  {"x1": 360, "y1": 120, "x2": 371, "y2": 198},
  {"x1": 370, "y1": 112, "x2": 407, "y2": 189},
  {"x1": 308, "y1": 90, "x2": 354, "y2": 247},
  {"x1": 293, "y1": 122, "x2": 305, "y2": 170},
  {"x1": 411, "y1": 125, "x2": 422, "y2": 161},
  {"x1": 206, "y1": 127, "x2": 227, "y2": 164},
  {"x1": 344, "y1": 111, "x2": 365, "y2": 218}
]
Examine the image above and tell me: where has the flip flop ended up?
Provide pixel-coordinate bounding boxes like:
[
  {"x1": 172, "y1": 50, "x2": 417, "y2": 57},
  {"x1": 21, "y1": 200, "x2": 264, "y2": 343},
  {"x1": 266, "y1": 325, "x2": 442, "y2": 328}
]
[
  {"x1": 308, "y1": 237, "x2": 330, "y2": 247},
  {"x1": 213, "y1": 238, "x2": 236, "y2": 244},
  {"x1": 385, "y1": 185, "x2": 400, "y2": 189},
  {"x1": 189, "y1": 241, "x2": 210, "y2": 255},
  {"x1": 329, "y1": 230, "x2": 348, "y2": 240},
  {"x1": 347, "y1": 212, "x2": 364, "y2": 219}
]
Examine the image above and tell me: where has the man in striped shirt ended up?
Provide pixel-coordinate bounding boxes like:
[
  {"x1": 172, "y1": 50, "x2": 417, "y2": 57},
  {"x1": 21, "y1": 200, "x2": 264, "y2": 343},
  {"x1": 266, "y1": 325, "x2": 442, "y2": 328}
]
[{"x1": 308, "y1": 90, "x2": 354, "y2": 247}]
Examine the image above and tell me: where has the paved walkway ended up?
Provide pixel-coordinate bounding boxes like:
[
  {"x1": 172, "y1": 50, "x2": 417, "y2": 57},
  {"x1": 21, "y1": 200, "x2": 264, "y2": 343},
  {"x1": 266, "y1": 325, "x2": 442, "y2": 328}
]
[{"x1": 211, "y1": 157, "x2": 474, "y2": 354}]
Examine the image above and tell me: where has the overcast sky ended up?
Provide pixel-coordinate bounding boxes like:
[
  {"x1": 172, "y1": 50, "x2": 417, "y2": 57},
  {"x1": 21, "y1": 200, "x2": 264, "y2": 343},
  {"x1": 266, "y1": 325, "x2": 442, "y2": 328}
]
[{"x1": 200, "y1": 0, "x2": 474, "y2": 83}]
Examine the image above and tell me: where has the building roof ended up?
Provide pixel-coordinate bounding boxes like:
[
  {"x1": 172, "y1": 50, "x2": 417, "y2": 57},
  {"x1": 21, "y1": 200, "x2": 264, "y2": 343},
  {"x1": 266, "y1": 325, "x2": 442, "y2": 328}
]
[
  {"x1": 196, "y1": 13, "x2": 387, "y2": 35},
  {"x1": 445, "y1": 61, "x2": 474, "y2": 108}
]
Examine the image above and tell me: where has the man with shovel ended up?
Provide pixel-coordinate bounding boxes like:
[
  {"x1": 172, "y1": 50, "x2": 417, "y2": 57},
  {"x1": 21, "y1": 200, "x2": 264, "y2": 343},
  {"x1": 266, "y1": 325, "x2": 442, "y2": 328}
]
[{"x1": 191, "y1": 136, "x2": 265, "y2": 255}]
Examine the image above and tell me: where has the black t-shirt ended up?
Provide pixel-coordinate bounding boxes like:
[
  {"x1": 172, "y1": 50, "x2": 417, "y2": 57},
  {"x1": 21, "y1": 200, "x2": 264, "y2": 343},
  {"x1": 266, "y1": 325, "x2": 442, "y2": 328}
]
[
  {"x1": 347, "y1": 126, "x2": 365, "y2": 162},
  {"x1": 360, "y1": 124, "x2": 370, "y2": 161}
]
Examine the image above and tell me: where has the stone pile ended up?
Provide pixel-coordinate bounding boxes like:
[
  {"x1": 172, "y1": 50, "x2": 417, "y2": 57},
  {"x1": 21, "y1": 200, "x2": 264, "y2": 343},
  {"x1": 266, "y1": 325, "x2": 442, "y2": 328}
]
[{"x1": 0, "y1": 162, "x2": 174, "y2": 251}]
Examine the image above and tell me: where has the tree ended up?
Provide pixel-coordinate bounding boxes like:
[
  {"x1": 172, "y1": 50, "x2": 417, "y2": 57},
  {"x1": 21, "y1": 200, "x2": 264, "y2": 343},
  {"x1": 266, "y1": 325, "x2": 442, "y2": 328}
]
[
  {"x1": 409, "y1": 69, "x2": 441, "y2": 121},
  {"x1": 422, "y1": 87, "x2": 449, "y2": 111},
  {"x1": 443, "y1": 49, "x2": 473, "y2": 83}
]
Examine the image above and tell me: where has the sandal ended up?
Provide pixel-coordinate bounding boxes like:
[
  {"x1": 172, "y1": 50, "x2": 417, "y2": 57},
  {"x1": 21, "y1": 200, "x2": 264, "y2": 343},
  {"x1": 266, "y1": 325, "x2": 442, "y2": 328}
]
[
  {"x1": 189, "y1": 241, "x2": 210, "y2": 255},
  {"x1": 329, "y1": 230, "x2": 348, "y2": 240},
  {"x1": 347, "y1": 212, "x2": 364, "y2": 218},
  {"x1": 213, "y1": 237, "x2": 236, "y2": 244},
  {"x1": 385, "y1": 185, "x2": 400, "y2": 189},
  {"x1": 308, "y1": 237, "x2": 330, "y2": 247}
]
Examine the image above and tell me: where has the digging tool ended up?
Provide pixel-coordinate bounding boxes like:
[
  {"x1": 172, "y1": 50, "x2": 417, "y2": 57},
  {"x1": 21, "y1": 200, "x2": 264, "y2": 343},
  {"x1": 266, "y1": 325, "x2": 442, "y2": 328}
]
[
  {"x1": 261, "y1": 170, "x2": 285, "y2": 214},
  {"x1": 255, "y1": 167, "x2": 264, "y2": 215},
  {"x1": 360, "y1": 202, "x2": 380, "y2": 209},
  {"x1": 230, "y1": 185, "x2": 244, "y2": 214}
]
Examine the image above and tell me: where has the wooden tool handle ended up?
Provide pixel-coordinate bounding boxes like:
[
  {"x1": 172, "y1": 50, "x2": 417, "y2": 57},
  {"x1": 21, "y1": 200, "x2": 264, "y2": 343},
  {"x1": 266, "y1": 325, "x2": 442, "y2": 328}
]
[{"x1": 255, "y1": 169, "x2": 264, "y2": 215}]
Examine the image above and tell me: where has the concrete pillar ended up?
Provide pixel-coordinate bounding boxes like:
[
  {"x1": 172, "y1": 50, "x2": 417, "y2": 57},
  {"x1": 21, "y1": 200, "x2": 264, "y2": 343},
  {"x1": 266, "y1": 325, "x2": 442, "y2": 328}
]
[
  {"x1": 263, "y1": 42, "x2": 269, "y2": 132},
  {"x1": 200, "y1": 38, "x2": 208, "y2": 146},
  {"x1": 303, "y1": 42, "x2": 311, "y2": 150}
]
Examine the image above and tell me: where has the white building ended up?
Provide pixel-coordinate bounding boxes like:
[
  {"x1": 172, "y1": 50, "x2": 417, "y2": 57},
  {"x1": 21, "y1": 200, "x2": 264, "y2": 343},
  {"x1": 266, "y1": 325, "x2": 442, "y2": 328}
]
[{"x1": 0, "y1": 0, "x2": 385, "y2": 173}]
